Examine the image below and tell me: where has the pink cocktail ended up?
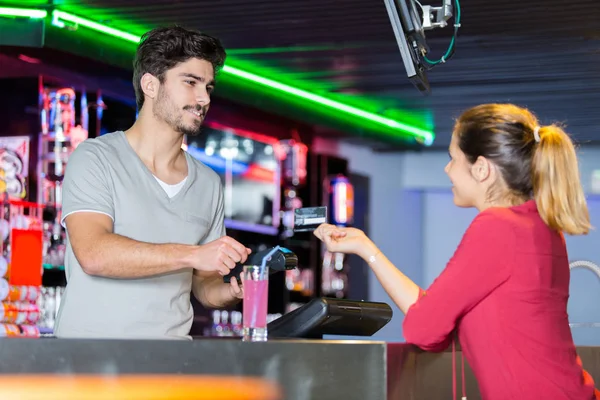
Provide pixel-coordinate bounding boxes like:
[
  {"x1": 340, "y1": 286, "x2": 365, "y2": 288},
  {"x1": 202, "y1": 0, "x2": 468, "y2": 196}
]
[{"x1": 242, "y1": 265, "x2": 269, "y2": 341}]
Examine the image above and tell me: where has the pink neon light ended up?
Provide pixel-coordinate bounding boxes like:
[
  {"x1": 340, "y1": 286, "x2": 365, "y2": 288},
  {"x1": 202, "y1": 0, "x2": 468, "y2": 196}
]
[{"x1": 205, "y1": 121, "x2": 280, "y2": 145}]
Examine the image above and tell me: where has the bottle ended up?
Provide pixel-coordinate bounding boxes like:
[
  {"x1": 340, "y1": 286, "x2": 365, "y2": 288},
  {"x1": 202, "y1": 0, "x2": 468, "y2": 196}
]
[{"x1": 211, "y1": 310, "x2": 222, "y2": 337}]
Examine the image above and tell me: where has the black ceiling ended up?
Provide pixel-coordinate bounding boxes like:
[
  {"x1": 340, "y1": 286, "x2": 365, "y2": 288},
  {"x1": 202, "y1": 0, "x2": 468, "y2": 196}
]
[{"x1": 1, "y1": 0, "x2": 599, "y2": 150}]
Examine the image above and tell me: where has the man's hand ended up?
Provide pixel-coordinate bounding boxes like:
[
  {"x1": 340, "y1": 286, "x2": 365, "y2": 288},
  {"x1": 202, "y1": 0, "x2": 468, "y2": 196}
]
[
  {"x1": 192, "y1": 272, "x2": 245, "y2": 309},
  {"x1": 187, "y1": 236, "x2": 251, "y2": 276},
  {"x1": 227, "y1": 276, "x2": 244, "y2": 300},
  {"x1": 191, "y1": 238, "x2": 249, "y2": 308}
]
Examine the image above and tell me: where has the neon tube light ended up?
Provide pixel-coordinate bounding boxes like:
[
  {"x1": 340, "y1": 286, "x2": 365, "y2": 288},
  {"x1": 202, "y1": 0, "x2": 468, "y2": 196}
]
[
  {"x1": 222, "y1": 65, "x2": 434, "y2": 145},
  {"x1": 52, "y1": 10, "x2": 140, "y2": 43},
  {"x1": 48, "y1": 9, "x2": 434, "y2": 144},
  {"x1": 0, "y1": 7, "x2": 47, "y2": 19},
  {"x1": 205, "y1": 121, "x2": 280, "y2": 145}
]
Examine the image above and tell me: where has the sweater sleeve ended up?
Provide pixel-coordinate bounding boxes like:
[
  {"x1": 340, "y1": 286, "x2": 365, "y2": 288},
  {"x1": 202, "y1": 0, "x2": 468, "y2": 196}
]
[{"x1": 403, "y1": 211, "x2": 515, "y2": 352}]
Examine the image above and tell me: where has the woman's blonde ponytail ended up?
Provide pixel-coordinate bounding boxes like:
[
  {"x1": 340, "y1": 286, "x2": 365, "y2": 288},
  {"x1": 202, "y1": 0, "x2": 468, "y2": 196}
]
[{"x1": 531, "y1": 125, "x2": 591, "y2": 235}]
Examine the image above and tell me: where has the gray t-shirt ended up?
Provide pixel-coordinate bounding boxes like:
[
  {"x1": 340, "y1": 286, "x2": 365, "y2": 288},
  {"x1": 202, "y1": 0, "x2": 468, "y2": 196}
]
[{"x1": 54, "y1": 131, "x2": 225, "y2": 339}]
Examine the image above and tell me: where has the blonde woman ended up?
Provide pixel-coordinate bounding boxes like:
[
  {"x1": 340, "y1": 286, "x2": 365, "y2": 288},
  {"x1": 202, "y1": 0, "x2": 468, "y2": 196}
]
[{"x1": 315, "y1": 104, "x2": 599, "y2": 400}]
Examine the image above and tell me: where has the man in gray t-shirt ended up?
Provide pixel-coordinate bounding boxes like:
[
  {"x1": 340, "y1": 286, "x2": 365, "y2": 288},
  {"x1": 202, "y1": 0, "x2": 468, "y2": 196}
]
[{"x1": 55, "y1": 26, "x2": 250, "y2": 339}]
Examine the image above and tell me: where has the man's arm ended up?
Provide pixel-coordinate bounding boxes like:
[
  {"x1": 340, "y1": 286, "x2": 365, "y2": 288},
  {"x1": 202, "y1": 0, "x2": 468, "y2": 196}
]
[
  {"x1": 63, "y1": 142, "x2": 247, "y2": 279},
  {"x1": 66, "y1": 212, "x2": 198, "y2": 278},
  {"x1": 192, "y1": 272, "x2": 242, "y2": 308},
  {"x1": 191, "y1": 181, "x2": 246, "y2": 308},
  {"x1": 67, "y1": 212, "x2": 248, "y2": 278}
]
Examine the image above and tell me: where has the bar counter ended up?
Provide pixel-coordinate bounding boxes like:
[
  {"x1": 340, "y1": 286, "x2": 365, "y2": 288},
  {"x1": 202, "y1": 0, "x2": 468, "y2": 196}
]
[{"x1": 0, "y1": 338, "x2": 598, "y2": 399}]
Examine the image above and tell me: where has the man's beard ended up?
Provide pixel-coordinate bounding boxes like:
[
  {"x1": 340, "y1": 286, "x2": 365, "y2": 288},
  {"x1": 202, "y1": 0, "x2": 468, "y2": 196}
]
[{"x1": 153, "y1": 87, "x2": 205, "y2": 137}]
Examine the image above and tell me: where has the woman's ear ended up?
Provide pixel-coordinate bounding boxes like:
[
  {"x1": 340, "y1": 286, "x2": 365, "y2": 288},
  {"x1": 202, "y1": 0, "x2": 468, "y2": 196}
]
[{"x1": 471, "y1": 156, "x2": 492, "y2": 183}]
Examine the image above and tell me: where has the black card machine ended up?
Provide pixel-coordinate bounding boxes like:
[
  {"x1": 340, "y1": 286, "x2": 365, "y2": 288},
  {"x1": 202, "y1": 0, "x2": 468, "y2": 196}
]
[
  {"x1": 267, "y1": 297, "x2": 393, "y2": 339},
  {"x1": 223, "y1": 247, "x2": 298, "y2": 283}
]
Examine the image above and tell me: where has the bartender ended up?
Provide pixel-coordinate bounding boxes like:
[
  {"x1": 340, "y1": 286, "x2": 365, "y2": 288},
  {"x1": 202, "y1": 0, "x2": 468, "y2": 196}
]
[{"x1": 54, "y1": 26, "x2": 250, "y2": 339}]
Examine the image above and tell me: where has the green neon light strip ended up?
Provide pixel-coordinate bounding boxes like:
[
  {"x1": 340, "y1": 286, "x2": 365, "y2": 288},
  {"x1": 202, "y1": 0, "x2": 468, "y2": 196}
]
[
  {"x1": 0, "y1": 7, "x2": 47, "y2": 19},
  {"x1": 49, "y1": 9, "x2": 433, "y2": 144},
  {"x1": 52, "y1": 10, "x2": 140, "y2": 43},
  {"x1": 223, "y1": 65, "x2": 433, "y2": 143}
]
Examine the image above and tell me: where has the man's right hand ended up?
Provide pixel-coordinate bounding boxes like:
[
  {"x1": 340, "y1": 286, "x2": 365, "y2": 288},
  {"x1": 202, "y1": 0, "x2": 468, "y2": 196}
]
[{"x1": 189, "y1": 236, "x2": 251, "y2": 276}]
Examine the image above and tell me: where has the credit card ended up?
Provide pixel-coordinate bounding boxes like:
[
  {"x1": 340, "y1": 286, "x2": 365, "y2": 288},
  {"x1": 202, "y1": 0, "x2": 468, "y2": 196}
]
[{"x1": 294, "y1": 206, "x2": 327, "y2": 232}]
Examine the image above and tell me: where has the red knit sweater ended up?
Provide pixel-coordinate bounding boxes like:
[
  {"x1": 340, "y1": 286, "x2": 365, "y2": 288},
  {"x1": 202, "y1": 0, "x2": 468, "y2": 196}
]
[{"x1": 403, "y1": 200, "x2": 599, "y2": 400}]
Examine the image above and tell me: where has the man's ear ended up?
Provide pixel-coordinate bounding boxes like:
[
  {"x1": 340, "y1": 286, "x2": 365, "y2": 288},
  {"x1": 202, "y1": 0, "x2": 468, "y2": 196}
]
[
  {"x1": 471, "y1": 155, "x2": 492, "y2": 182},
  {"x1": 140, "y1": 73, "x2": 159, "y2": 100}
]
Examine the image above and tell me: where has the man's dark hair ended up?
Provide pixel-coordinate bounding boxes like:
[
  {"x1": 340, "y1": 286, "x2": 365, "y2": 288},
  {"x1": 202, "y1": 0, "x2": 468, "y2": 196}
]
[{"x1": 132, "y1": 26, "x2": 226, "y2": 109}]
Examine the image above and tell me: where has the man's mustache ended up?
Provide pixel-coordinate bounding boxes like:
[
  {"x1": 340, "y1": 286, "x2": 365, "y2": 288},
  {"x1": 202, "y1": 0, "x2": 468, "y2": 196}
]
[{"x1": 183, "y1": 105, "x2": 207, "y2": 115}]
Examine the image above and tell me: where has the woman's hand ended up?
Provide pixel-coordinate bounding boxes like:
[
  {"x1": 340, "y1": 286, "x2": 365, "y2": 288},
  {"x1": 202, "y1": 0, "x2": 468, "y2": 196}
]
[
  {"x1": 313, "y1": 224, "x2": 377, "y2": 259},
  {"x1": 316, "y1": 224, "x2": 421, "y2": 316}
]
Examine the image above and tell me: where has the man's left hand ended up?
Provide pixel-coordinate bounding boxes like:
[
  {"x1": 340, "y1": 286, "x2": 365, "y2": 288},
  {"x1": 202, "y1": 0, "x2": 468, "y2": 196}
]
[
  {"x1": 192, "y1": 271, "x2": 244, "y2": 308},
  {"x1": 227, "y1": 275, "x2": 244, "y2": 300}
]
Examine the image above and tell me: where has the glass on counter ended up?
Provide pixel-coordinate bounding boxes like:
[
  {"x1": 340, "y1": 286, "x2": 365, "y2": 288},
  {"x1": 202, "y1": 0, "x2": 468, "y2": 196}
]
[{"x1": 242, "y1": 264, "x2": 269, "y2": 342}]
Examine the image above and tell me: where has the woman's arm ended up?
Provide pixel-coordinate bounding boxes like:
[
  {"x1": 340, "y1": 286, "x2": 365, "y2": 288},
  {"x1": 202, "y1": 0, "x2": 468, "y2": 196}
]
[
  {"x1": 356, "y1": 240, "x2": 422, "y2": 314},
  {"x1": 315, "y1": 211, "x2": 514, "y2": 351}
]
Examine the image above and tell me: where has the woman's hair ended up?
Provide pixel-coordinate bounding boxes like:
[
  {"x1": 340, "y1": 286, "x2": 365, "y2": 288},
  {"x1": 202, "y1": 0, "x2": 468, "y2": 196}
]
[{"x1": 453, "y1": 103, "x2": 590, "y2": 235}]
